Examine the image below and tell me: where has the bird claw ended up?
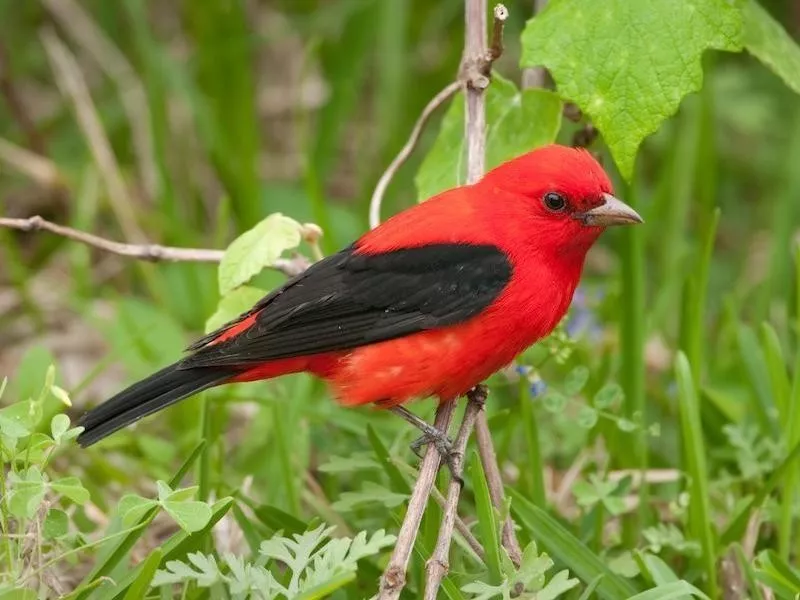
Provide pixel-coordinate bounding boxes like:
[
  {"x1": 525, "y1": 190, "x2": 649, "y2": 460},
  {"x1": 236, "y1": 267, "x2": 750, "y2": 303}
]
[{"x1": 410, "y1": 431, "x2": 464, "y2": 485}]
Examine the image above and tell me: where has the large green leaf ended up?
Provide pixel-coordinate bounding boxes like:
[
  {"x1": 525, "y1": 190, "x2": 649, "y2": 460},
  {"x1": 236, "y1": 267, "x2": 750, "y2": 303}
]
[
  {"x1": 744, "y1": 0, "x2": 800, "y2": 96},
  {"x1": 218, "y1": 213, "x2": 302, "y2": 295},
  {"x1": 415, "y1": 75, "x2": 562, "y2": 201},
  {"x1": 521, "y1": 0, "x2": 743, "y2": 178}
]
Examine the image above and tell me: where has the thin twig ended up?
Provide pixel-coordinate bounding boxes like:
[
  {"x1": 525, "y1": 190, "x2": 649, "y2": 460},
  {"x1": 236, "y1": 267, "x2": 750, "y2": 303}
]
[
  {"x1": 378, "y1": 402, "x2": 456, "y2": 600},
  {"x1": 368, "y1": 81, "x2": 461, "y2": 229},
  {"x1": 0, "y1": 139, "x2": 63, "y2": 189},
  {"x1": 462, "y1": 0, "x2": 524, "y2": 570},
  {"x1": 0, "y1": 215, "x2": 310, "y2": 277},
  {"x1": 424, "y1": 387, "x2": 487, "y2": 599}
]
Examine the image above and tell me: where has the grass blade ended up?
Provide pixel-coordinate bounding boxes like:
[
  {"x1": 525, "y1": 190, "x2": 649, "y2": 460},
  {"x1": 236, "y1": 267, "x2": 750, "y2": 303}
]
[
  {"x1": 470, "y1": 450, "x2": 502, "y2": 584},
  {"x1": 675, "y1": 353, "x2": 717, "y2": 597}
]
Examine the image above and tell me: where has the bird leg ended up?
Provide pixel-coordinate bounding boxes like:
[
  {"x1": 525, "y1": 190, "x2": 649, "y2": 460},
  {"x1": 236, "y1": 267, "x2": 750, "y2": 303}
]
[{"x1": 388, "y1": 405, "x2": 460, "y2": 480}]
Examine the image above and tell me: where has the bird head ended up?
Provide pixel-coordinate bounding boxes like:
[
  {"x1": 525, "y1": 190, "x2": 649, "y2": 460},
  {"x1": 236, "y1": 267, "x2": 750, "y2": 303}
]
[{"x1": 481, "y1": 145, "x2": 642, "y2": 253}]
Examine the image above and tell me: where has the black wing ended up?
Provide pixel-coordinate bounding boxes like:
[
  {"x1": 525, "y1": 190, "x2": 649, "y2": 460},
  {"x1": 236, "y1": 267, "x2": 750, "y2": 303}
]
[{"x1": 180, "y1": 243, "x2": 512, "y2": 369}]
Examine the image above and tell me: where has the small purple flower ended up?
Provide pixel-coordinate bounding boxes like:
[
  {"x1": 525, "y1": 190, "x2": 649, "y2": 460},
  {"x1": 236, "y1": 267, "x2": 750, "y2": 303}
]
[
  {"x1": 515, "y1": 364, "x2": 532, "y2": 376},
  {"x1": 530, "y1": 379, "x2": 547, "y2": 397}
]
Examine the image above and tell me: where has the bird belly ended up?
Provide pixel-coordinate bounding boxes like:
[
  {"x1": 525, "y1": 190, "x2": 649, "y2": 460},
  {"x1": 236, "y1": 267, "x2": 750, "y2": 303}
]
[{"x1": 327, "y1": 314, "x2": 532, "y2": 407}]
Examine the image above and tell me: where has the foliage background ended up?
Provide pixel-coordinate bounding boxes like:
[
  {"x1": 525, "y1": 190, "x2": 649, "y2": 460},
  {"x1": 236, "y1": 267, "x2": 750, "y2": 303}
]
[{"x1": 2, "y1": 0, "x2": 800, "y2": 598}]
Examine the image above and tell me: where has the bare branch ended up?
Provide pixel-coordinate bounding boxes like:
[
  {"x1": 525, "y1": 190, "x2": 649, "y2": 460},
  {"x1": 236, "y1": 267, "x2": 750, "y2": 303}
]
[
  {"x1": 487, "y1": 4, "x2": 509, "y2": 62},
  {"x1": 0, "y1": 215, "x2": 310, "y2": 277},
  {"x1": 521, "y1": 0, "x2": 550, "y2": 89},
  {"x1": 424, "y1": 387, "x2": 486, "y2": 598},
  {"x1": 378, "y1": 402, "x2": 456, "y2": 600},
  {"x1": 369, "y1": 82, "x2": 460, "y2": 229}
]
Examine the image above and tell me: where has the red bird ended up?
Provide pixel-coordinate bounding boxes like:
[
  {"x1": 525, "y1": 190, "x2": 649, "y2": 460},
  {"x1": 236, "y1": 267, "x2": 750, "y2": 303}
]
[{"x1": 77, "y1": 145, "x2": 641, "y2": 449}]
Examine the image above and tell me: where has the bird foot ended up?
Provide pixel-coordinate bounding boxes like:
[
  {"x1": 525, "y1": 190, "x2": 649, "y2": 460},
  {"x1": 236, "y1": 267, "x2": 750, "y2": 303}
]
[{"x1": 410, "y1": 431, "x2": 463, "y2": 485}]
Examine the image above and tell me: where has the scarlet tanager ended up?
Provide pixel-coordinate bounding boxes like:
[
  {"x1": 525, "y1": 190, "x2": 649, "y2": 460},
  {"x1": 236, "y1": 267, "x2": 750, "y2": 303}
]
[{"x1": 77, "y1": 145, "x2": 641, "y2": 448}]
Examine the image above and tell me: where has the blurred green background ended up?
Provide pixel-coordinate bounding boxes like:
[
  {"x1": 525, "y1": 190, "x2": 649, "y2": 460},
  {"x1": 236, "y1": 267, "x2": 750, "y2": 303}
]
[{"x1": 2, "y1": 0, "x2": 800, "y2": 597}]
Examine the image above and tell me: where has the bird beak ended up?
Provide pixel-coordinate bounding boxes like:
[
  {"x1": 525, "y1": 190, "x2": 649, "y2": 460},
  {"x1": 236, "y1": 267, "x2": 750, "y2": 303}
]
[{"x1": 575, "y1": 193, "x2": 643, "y2": 227}]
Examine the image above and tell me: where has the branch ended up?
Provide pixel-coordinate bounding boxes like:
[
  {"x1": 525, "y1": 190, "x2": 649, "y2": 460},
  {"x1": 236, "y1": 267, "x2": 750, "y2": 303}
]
[
  {"x1": 369, "y1": 82, "x2": 461, "y2": 229},
  {"x1": 0, "y1": 215, "x2": 310, "y2": 277},
  {"x1": 424, "y1": 386, "x2": 487, "y2": 598},
  {"x1": 378, "y1": 402, "x2": 457, "y2": 600}
]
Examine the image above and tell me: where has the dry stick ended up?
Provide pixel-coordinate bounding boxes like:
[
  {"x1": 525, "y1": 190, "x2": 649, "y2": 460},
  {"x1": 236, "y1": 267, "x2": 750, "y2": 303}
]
[
  {"x1": 465, "y1": 0, "x2": 525, "y2": 570},
  {"x1": 0, "y1": 215, "x2": 311, "y2": 277},
  {"x1": 369, "y1": 81, "x2": 461, "y2": 229},
  {"x1": 424, "y1": 387, "x2": 487, "y2": 599},
  {"x1": 378, "y1": 402, "x2": 457, "y2": 600},
  {"x1": 423, "y1": 5, "x2": 514, "y2": 596}
]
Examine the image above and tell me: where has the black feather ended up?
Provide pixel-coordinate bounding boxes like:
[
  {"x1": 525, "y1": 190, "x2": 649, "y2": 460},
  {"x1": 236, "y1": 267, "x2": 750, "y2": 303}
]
[
  {"x1": 77, "y1": 363, "x2": 233, "y2": 447},
  {"x1": 181, "y1": 243, "x2": 512, "y2": 368}
]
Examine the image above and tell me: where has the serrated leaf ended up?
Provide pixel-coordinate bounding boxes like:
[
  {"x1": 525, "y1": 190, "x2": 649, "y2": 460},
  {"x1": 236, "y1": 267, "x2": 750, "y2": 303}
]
[
  {"x1": 162, "y1": 500, "x2": 213, "y2": 533},
  {"x1": 416, "y1": 75, "x2": 562, "y2": 200},
  {"x1": 43, "y1": 508, "x2": 69, "y2": 539},
  {"x1": 218, "y1": 213, "x2": 302, "y2": 295},
  {"x1": 205, "y1": 285, "x2": 266, "y2": 334},
  {"x1": 538, "y1": 570, "x2": 580, "y2": 600},
  {"x1": 744, "y1": 0, "x2": 800, "y2": 95},
  {"x1": 51, "y1": 477, "x2": 90, "y2": 504},
  {"x1": 118, "y1": 494, "x2": 159, "y2": 526},
  {"x1": 521, "y1": 0, "x2": 743, "y2": 178},
  {"x1": 577, "y1": 406, "x2": 599, "y2": 429},
  {"x1": 564, "y1": 366, "x2": 590, "y2": 395}
]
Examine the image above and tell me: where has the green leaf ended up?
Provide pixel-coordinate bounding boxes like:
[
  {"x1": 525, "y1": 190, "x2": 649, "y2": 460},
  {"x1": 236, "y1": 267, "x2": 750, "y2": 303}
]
[
  {"x1": 0, "y1": 412, "x2": 30, "y2": 439},
  {"x1": 164, "y1": 485, "x2": 199, "y2": 503},
  {"x1": 51, "y1": 477, "x2": 90, "y2": 504},
  {"x1": 542, "y1": 391, "x2": 567, "y2": 414},
  {"x1": 218, "y1": 213, "x2": 302, "y2": 295},
  {"x1": 415, "y1": 75, "x2": 562, "y2": 200},
  {"x1": 205, "y1": 285, "x2": 266, "y2": 334},
  {"x1": 50, "y1": 414, "x2": 70, "y2": 442},
  {"x1": 8, "y1": 480, "x2": 46, "y2": 519},
  {"x1": 564, "y1": 366, "x2": 590, "y2": 395},
  {"x1": 43, "y1": 508, "x2": 69, "y2": 539},
  {"x1": 330, "y1": 482, "x2": 407, "y2": 512},
  {"x1": 509, "y1": 488, "x2": 639, "y2": 599},
  {"x1": 118, "y1": 494, "x2": 159, "y2": 527},
  {"x1": 521, "y1": 0, "x2": 743, "y2": 178},
  {"x1": 576, "y1": 406, "x2": 599, "y2": 429},
  {"x1": 162, "y1": 500, "x2": 213, "y2": 533},
  {"x1": 744, "y1": 0, "x2": 800, "y2": 96},
  {"x1": 593, "y1": 383, "x2": 623, "y2": 409}
]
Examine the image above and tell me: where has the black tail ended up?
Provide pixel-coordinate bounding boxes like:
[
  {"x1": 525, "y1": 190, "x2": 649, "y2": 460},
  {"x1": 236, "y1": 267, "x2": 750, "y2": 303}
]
[{"x1": 77, "y1": 363, "x2": 234, "y2": 447}]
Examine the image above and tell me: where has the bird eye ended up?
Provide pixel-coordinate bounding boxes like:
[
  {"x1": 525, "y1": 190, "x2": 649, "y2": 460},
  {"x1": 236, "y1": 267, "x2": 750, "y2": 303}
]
[{"x1": 543, "y1": 192, "x2": 567, "y2": 212}]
